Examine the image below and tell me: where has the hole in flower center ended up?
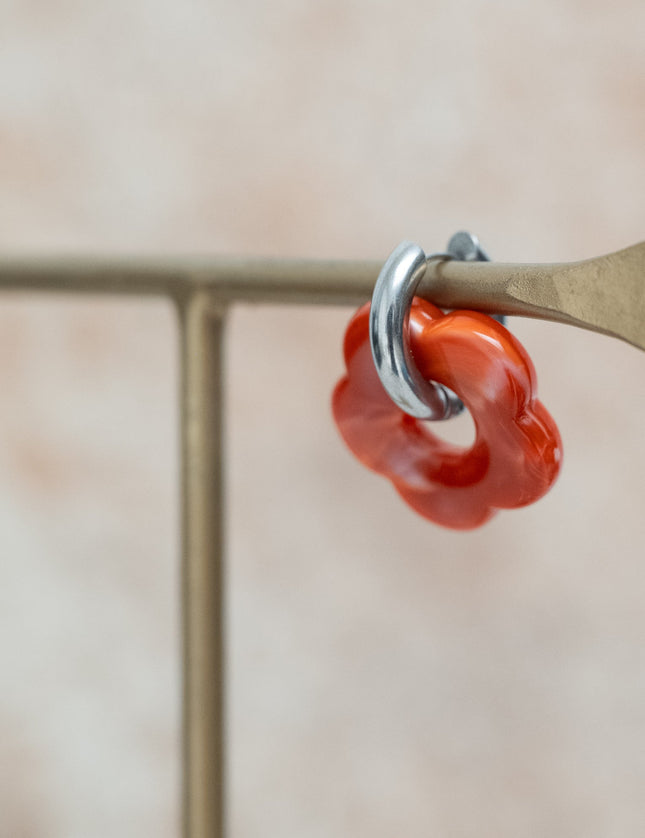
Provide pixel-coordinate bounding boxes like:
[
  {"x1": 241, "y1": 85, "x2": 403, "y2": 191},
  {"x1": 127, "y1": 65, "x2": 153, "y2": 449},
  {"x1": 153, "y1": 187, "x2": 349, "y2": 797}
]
[{"x1": 424, "y1": 404, "x2": 476, "y2": 448}]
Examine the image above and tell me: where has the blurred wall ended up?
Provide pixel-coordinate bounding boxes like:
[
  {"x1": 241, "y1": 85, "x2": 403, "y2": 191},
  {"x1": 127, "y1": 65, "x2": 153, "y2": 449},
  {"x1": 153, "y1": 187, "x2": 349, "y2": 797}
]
[{"x1": 1, "y1": 2, "x2": 644, "y2": 836}]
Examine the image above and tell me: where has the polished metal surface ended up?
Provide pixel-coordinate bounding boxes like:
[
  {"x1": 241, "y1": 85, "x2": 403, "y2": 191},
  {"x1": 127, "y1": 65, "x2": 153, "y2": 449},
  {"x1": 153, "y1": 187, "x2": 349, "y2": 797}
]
[
  {"x1": 369, "y1": 232, "x2": 496, "y2": 421},
  {"x1": 369, "y1": 242, "x2": 459, "y2": 420}
]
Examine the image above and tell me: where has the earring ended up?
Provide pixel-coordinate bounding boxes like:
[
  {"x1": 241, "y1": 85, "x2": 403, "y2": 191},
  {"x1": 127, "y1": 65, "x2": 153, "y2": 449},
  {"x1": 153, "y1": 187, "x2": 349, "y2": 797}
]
[{"x1": 332, "y1": 236, "x2": 562, "y2": 530}]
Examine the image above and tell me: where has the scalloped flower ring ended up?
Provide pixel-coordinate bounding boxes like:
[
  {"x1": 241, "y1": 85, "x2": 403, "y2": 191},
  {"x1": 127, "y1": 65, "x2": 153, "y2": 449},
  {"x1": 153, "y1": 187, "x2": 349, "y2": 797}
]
[{"x1": 332, "y1": 300, "x2": 562, "y2": 530}]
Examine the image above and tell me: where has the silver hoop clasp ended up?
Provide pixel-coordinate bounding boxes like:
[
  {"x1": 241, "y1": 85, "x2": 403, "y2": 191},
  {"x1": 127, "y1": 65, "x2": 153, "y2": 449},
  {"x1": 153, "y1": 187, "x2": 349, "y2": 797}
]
[{"x1": 369, "y1": 232, "x2": 492, "y2": 421}]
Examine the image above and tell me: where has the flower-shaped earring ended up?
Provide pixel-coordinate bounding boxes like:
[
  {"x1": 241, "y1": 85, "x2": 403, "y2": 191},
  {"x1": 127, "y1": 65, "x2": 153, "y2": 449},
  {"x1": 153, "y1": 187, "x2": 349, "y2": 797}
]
[{"x1": 332, "y1": 237, "x2": 562, "y2": 530}]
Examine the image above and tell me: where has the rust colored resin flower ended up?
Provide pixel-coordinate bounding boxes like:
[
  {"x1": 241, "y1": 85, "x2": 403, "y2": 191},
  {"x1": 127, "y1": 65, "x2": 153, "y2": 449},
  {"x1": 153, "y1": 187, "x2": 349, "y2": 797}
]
[{"x1": 333, "y1": 299, "x2": 562, "y2": 530}]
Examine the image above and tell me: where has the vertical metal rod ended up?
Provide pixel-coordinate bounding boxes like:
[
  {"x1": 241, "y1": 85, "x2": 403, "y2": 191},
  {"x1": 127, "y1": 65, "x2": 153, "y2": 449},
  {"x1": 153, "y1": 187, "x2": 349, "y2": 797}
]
[{"x1": 179, "y1": 291, "x2": 227, "y2": 838}]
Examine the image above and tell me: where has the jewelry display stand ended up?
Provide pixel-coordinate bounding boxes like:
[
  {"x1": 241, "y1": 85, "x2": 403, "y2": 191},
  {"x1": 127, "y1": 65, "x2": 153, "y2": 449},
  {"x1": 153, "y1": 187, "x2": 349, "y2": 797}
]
[{"x1": 1, "y1": 241, "x2": 641, "y2": 837}]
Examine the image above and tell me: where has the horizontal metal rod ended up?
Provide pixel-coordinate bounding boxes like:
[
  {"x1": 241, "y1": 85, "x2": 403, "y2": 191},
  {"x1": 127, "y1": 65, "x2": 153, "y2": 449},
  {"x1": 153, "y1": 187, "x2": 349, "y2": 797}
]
[
  {"x1": 0, "y1": 256, "x2": 379, "y2": 304},
  {"x1": 0, "y1": 240, "x2": 642, "y2": 349}
]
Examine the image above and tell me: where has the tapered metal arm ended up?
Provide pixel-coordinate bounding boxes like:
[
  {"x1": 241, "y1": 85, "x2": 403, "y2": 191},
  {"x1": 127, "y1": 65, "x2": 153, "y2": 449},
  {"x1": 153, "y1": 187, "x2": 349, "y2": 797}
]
[{"x1": 421, "y1": 240, "x2": 645, "y2": 351}]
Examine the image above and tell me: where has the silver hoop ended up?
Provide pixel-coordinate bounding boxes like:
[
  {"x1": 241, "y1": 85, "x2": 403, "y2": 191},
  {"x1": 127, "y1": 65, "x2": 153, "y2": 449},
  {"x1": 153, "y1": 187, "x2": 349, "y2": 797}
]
[{"x1": 369, "y1": 232, "x2": 493, "y2": 421}]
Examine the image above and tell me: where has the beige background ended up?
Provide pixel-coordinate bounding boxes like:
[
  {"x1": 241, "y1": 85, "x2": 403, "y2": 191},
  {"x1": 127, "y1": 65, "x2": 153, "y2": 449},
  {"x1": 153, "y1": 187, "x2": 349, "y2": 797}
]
[{"x1": 1, "y1": 1, "x2": 645, "y2": 836}]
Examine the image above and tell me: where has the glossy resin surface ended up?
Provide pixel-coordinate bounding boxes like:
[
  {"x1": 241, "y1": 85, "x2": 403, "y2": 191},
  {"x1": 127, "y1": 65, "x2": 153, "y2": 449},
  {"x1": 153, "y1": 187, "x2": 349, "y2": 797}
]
[{"x1": 333, "y1": 300, "x2": 562, "y2": 529}]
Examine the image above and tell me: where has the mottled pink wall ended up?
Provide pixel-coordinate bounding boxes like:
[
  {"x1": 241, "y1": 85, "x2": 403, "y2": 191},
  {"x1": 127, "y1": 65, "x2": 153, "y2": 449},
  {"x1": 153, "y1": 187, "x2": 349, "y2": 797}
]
[{"x1": 1, "y1": 2, "x2": 644, "y2": 836}]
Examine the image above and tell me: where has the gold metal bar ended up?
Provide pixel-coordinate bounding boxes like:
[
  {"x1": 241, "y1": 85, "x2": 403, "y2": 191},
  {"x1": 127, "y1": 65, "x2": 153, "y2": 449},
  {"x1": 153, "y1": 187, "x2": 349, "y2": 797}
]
[
  {"x1": 0, "y1": 256, "x2": 379, "y2": 302},
  {"x1": 0, "y1": 240, "x2": 643, "y2": 349},
  {"x1": 179, "y1": 292, "x2": 227, "y2": 838}
]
